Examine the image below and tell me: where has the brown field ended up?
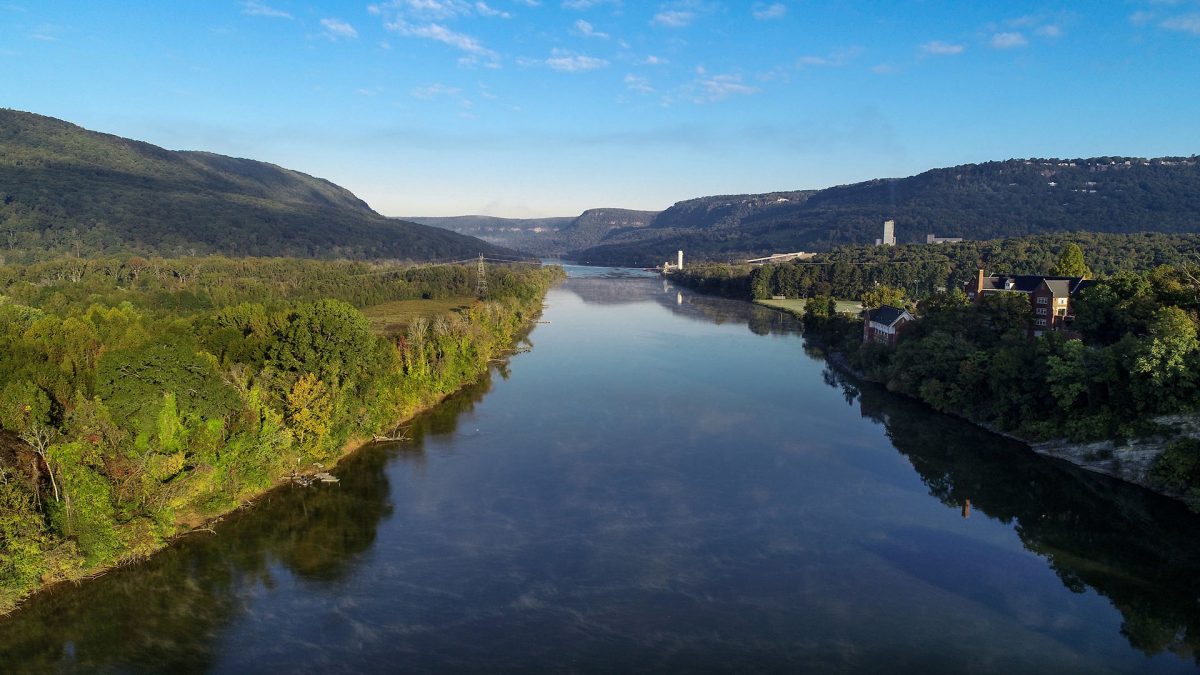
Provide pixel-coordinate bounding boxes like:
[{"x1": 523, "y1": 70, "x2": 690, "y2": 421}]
[{"x1": 360, "y1": 296, "x2": 476, "y2": 335}]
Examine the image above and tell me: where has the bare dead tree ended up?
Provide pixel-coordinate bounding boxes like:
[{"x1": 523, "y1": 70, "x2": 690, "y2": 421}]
[
  {"x1": 20, "y1": 424, "x2": 60, "y2": 503},
  {"x1": 1181, "y1": 254, "x2": 1200, "y2": 307},
  {"x1": 66, "y1": 259, "x2": 87, "y2": 283}
]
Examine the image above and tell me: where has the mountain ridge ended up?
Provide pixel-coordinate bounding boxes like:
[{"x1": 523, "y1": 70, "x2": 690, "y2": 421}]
[
  {"x1": 404, "y1": 207, "x2": 658, "y2": 257},
  {"x1": 0, "y1": 109, "x2": 509, "y2": 261},
  {"x1": 566, "y1": 156, "x2": 1200, "y2": 265}
]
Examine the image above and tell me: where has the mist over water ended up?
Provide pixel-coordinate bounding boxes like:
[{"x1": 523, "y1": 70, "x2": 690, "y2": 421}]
[{"x1": 3, "y1": 267, "x2": 1199, "y2": 673}]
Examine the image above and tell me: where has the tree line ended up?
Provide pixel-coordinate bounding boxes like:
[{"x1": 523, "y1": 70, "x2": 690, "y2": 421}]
[
  {"x1": 0, "y1": 255, "x2": 563, "y2": 612},
  {"x1": 802, "y1": 263, "x2": 1200, "y2": 509},
  {"x1": 672, "y1": 231, "x2": 1200, "y2": 301}
]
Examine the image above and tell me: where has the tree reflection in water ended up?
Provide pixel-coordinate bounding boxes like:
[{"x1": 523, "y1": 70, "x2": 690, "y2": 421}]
[
  {"x1": 0, "y1": 371, "x2": 497, "y2": 672},
  {"x1": 823, "y1": 367, "x2": 1200, "y2": 664}
]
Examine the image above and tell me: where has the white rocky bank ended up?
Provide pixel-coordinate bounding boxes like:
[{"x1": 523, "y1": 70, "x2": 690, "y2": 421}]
[{"x1": 1029, "y1": 414, "x2": 1200, "y2": 499}]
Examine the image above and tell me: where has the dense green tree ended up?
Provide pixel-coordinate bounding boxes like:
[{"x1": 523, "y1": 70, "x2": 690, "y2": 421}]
[
  {"x1": 861, "y1": 284, "x2": 907, "y2": 310},
  {"x1": 0, "y1": 255, "x2": 563, "y2": 613},
  {"x1": 1132, "y1": 307, "x2": 1199, "y2": 393},
  {"x1": 268, "y1": 300, "x2": 376, "y2": 386},
  {"x1": 1051, "y1": 243, "x2": 1092, "y2": 278}
]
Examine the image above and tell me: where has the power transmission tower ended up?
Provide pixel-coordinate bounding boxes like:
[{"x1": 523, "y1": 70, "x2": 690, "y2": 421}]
[{"x1": 476, "y1": 254, "x2": 488, "y2": 299}]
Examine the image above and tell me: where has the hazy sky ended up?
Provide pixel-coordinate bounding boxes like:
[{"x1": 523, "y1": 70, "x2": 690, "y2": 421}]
[{"x1": 3, "y1": 2, "x2": 1198, "y2": 217}]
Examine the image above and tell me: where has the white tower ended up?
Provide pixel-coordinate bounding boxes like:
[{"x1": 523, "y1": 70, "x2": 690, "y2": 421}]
[
  {"x1": 677, "y1": 250, "x2": 684, "y2": 270},
  {"x1": 882, "y1": 220, "x2": 896, "y2": 246}
]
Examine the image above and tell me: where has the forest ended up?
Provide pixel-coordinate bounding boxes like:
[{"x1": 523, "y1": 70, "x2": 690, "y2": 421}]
[
  {"x1": 0, "y1": 255, "x2": 563, "y2": 613},
  {"x1": 672, "y1": 233, "x2": 1200, "y2": 507},
  {"x1": 672, "y1": 231, "x2": 1200, "y2": 301},
  {"x1": 803, "y1": 268, "x2": 1200, "y2": 508}
]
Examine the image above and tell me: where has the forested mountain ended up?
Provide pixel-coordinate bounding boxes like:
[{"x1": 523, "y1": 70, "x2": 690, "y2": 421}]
[
  {"x1": 406, "y1": 208, "x2": 657, "y2": 257},
  {"x1": 571, "y1": 157, "x2": 1200, "y2": 266},
  {"x1": 0, "y1": 109, "x2": 509, "y2": 261}
]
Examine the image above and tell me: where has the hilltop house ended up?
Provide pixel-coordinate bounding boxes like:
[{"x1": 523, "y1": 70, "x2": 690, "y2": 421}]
[
  {"x1": 965, "y1": 270, "x2": 1093, "y2": 337},
  {"x1": 863, "y1": 305, "x2": 914, "y2": 346}
]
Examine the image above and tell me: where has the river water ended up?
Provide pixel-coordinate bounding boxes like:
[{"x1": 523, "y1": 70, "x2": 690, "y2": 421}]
[{"x1": 3, "y1": 266, "x2": 1200, "y2": 673}]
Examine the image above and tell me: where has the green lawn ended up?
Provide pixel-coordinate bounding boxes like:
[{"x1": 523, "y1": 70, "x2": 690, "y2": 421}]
[
  {"x1": 361, "y1": 296, "x2": 476, "y2": 336},
  {"x1": 755, "y1": 297, "x2": 862, "y2": 317}
]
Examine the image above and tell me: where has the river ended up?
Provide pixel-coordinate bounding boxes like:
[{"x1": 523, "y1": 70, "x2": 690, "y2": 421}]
[{"x1": 2, "y1": 266, "x2": 1199, "y2": 673}]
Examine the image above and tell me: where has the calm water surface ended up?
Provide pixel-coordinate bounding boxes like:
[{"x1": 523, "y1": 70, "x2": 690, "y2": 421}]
[{"x1": 3, "y1": 266, "x2": 1200, "y2": 673}]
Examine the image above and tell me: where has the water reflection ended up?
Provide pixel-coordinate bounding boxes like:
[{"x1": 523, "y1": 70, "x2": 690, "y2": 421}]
[
  {"x1": 4, "y1": 270, "x2": 1200, "y2": 672},
  {"x1": 825, "y1": 367, "x2": 1200, "y2": 664},
  {"x1": 0, "y1": 372, "x2": 497, "y2": 672},
  {"x1": 562, "y1": 274, "x2": 802, "y2": 337}
]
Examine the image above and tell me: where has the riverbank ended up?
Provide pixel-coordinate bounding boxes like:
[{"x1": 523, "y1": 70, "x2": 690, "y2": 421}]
[
  {"x1": 0, "y1": 297, "x2": 551, "y2": 617},
  {"x1": 748, "y1": 289, "x2": 1199, "y2": 506},
  {"x1": 0, "y1": 259, "x2": 565, "y2": 616},
  {"x1": 821, "y1": 347, "x2": 1199, "y2": 507}
]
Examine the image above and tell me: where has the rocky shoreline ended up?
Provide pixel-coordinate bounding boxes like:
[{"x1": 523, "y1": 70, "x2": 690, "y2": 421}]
[{"x1": 824, "y1": 351, "x2": 1196, "y2": 506}]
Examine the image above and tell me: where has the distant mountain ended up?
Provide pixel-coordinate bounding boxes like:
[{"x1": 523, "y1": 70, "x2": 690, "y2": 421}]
[
  {"x1": 401, "y1": 214, "x2": 574, "y2": 254},
  {"x1": 569, "y1": 157, "x2": 1200, "y2": 266},
  {"x1": 406, "y1": 208, "x2": 658, "y2": 257},
  {"x1": 0, "y1": 109, "x2": 509, "y2": 261}
]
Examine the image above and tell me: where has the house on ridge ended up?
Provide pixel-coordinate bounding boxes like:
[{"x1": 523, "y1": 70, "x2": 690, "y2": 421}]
[
  {"x1": 965, "y1": 270, "x2": 1095, "y2": 337},
  {"x1": 863, "y1": 305, "x2": 914, "y2": 347}
]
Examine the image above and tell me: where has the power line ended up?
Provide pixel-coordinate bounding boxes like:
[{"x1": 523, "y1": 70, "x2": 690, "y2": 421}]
[
  {"x1": 475, "y1": 254, "x2": 488, "y2": 298},
  {"x1": 349, "y1": 255, "x2": 542, "y2": 278}
]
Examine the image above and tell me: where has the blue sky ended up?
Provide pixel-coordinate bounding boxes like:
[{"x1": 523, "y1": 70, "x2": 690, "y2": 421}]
[{"x1": 3, "y1": 2, "x2": 1199, "y2": 217}]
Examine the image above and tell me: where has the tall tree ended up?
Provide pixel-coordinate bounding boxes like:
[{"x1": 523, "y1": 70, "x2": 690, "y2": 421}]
[
  {"x1": 1051, "y1": 243, "x2": 1092, "y2": 278},
  {"x1": 861, "y1": 284, "x2": 907, "y2": 310}
]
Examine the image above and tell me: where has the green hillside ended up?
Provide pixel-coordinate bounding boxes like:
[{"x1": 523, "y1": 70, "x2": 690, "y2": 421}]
[
  {"x1": 406, "y1": 207, "x2": 657, "y2": 257},
  {"x1": 572, "y1": 157, "x2": 1200, "y2": 266},
  {"x1": 0, "y1": 109, "x2": 508, "y2": 261}
]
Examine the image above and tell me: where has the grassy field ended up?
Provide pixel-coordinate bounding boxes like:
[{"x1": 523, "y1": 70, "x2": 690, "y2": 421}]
[
  {"x1": 361, "y1": 296, "x2": 477, "y2": 335},
  {"x1": 755, "y1": 298, "x2": 862, "y2": 317}
]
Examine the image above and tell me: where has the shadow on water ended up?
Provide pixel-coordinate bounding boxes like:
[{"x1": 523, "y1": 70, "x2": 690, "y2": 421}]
[
  {"x1": 0, "y1": 370, "x2": 498, "y2": 672},
  {"x1": 823, "y1": 366, "x2": 1200, "y2": 665}
]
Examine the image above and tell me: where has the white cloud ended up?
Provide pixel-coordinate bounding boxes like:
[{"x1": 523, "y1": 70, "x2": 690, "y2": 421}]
[
  {"x1": 1035, "y1": 24, "x2": 1062, "y2": 38},
  {"x1": 642, "y1": 54, "x2": 667, "y2": 65},
  {"x1": 243, "y1": 1, "x2": 292, "y2": 19},
  {"x1": 369, "y1": 0, "x2": 511, "y2": 20},
  {"x1": 474, "y1": 2, "x2": 511, "y2": 18},
  {"x1": 321, "y1": 18, "x2": 358, "y2": 39},
  {"x1": 652, "y1": 10, "x2": 693, "y2": 27},
  {"x1": 990, "y1": 31, "x2": 1027, "y2": 48},
  {"x1": 406, "y1": 22, "x2": 495, "y2": 58},
  {"x1": 795, "y1": 45, "x2": 862, "y2": 68},
  {"x1": 561, "y1": 0, "x2": 614, "y2": 9},
  {"x1": 412, "y1": 83, "x2": 462, "y2": 98},
  {"x1": 575, "y1": 19, "x2": 609, "y2": 38},
  {"x1": 372, "y1": 0, "x2": 507, "y2": 66},
  {"x1": 383, "y1": 21, "x2": 499, "y2": 67},
  {"x1": 693, "y1": 73, "x2": 758, "y2": 102},
  {"x1": 752, "y1": 2, "x2": 786, "y2": 20},
  {"x1": 871, "y1": 63, "x2": 897, "y2": 74},
  {"x1": 374, "y1": 0, "x2": 472, "y2": 20},
  {"x1": 541, "y1": 48, "x2": 609, "y2": 71},
  {"x1": 624, "y1": 73, "x2": 653, "y2": 94},
  {"x1": 1162, "y1": 13, "x2": 1200, "y2": 34},
  {"x1": 919, "y1": 40, "x2": 964, "y2": 56}
]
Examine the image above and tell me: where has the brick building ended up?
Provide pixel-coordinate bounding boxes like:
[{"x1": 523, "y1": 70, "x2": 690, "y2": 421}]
[
  {"x1": 965, "y1": 270, "x2": 1094, "y2": 337},
  {"x1": 862, "y1": 305, "x2": 914, "y2": 346}
]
